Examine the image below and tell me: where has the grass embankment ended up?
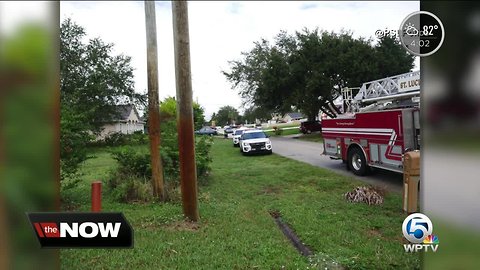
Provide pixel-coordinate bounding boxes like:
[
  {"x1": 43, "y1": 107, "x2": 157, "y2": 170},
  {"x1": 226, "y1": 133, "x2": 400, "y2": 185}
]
[{"x1": 61, "y1": 139, "x2": 419, "y2": 269}]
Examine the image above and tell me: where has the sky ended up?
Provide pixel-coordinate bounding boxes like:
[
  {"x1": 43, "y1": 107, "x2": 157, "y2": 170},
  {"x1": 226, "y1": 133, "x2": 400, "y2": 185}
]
[{"x1": 10, "y1": 1, "x2": 419, "y2": 120}]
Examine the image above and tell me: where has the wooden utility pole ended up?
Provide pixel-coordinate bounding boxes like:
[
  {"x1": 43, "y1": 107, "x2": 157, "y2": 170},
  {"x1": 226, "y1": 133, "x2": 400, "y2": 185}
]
[
  {"x1": 0, "y1": 197, "x2": 8, "y2": 270},
  {"x1": 145, "y1": 1, "x2": 165, "y2": 200},
  {"x1": 172, "y1": 0, "x2": 199, "y2": 221}
]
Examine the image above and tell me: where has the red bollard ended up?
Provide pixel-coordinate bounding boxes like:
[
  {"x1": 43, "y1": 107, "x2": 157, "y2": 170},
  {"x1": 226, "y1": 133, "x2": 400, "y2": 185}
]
[{"x1": 91, "y1": 181, "x2": 102, "y2": 212}]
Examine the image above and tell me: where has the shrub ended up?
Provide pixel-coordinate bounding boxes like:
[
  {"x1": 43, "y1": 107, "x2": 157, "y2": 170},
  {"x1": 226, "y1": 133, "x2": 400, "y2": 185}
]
[
  {"x1": 103, "y1": 132, "x2": 127, "y2": 146},
  {"x1": 101, "y1": 131, "x2": 148, "y2": 147},
  {"x1": 107, "y1": 134, "x2": 213, "y2": 202},
  {"x1": 129, "y1": 130, "x2": 148, "y2": 144},
  {"x1": 110, "y1": 147, "x2": 151, "y2": 177},
  {"x1": 195, "y1": 135, "x2": 213, "y2": 184},
  {"x1": 107, "y1": 171, "x2": 153, "y2": 203},
  {"x1": 159, "y1": 119, "x2": 214, "y2": 181},
  {"x1": 60, "y1": 106, "x2": 93, "y2": 181},
  {"x1": 106, "y1": 97, "x2": 213, "y2": 202}
]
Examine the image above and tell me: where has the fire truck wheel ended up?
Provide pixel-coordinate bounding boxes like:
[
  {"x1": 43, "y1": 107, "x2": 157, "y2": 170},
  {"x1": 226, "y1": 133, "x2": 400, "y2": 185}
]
[{"x1": 348, "y1": 147, "x2": 370, "y2": 176}]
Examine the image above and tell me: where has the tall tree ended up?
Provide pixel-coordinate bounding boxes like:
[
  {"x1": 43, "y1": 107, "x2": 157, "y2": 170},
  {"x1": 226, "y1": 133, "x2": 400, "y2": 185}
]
[
  {"x1": 211, "y1": 106, "x2": 240, "y2": 126},
  {"x1": 60, "y1": 18, "x2": 143, "y2": 179},
  {"x1": 61, "y1": 18, "x2": 142, "y2": 133},
  {"x1": 243, "y1": 106, "x2": 271, "y2": 123},
  {"x1": 223, "y1": 28, "x2": 415, "y2": 121},
  {"x1": 290, "y1": 29, "x2": 335, "y2": 120},
  {"x1": 158, "y1": 96, "x2": 205, "y2": 129},
  {"x1": 223, "y1": 33, "x2": 295, "y2": 116},
  {"x1": 374, "y1": 36, "x2": 415, "y2": 78}
]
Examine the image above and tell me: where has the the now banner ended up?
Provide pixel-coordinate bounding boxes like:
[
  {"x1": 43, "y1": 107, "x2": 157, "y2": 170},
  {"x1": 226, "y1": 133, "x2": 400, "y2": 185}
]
[{"x1": 26, "y1": 212, "x2": 133, "y2": 248}]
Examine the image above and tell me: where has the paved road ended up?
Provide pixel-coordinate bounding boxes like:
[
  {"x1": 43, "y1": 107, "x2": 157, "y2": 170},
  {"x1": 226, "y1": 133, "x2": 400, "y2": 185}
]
[{"x1": 270, "y1": 135, "x2": 403, "y2": 193}]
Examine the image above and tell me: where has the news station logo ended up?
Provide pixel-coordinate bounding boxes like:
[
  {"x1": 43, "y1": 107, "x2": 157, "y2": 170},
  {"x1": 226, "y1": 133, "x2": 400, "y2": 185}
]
[
  {"x1": 27, "y1": 212, "x2": 133, "y2": 248},
  {"x1": 402, "y1": 213, "x2": 439, "y2": 252}
]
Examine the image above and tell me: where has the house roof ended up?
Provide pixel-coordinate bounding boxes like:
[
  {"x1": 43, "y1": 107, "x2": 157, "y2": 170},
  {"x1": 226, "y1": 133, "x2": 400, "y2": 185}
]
[
  {"x1": 284, "y1": 112, "x2": 304, "y2": 119},
  {"x1": 113, "y1": 104, "x2": 143, "y2": 122}
]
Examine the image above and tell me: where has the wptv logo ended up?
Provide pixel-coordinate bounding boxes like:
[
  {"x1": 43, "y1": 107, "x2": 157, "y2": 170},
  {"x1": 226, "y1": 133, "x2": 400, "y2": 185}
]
[
  {"x1": 402, "y1": 213, "x2": 439, "y2": 252},
  {"x1": 27, "y1": 212, "x2": 133, "y2": 248}
]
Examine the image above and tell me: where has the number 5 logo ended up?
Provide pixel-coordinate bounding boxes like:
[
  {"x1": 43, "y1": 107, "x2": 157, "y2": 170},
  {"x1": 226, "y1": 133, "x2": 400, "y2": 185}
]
[{"x1": 402, "y1": 213, "x2": 433, "y2": 243}]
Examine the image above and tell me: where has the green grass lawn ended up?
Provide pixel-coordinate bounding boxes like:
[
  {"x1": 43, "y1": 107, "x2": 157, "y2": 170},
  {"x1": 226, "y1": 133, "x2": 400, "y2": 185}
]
[{"x1": 61, "y1": 139, "x2": 419, "y2": 269}]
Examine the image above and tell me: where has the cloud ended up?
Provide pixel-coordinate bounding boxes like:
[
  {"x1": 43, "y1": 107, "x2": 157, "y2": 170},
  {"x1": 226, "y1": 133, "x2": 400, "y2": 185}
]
[
  {"x1": 227, "y1": 2, "x2": 242, "y2": 14},
  {"x1": 300, "y1": 3, "x2": 318, "y2": 10}
]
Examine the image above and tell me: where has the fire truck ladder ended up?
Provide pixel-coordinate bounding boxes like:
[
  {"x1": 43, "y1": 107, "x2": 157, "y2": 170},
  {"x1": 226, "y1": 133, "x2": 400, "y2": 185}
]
[
  {"x1": 341, "y1": 87, "x2": 358, "y2": 113},
  {"x1": 354, "y1": 71, "x2": 420, "y2": 103},
  {"x1": 342, "y1": 71, "x2": 420, "y2": 113}
]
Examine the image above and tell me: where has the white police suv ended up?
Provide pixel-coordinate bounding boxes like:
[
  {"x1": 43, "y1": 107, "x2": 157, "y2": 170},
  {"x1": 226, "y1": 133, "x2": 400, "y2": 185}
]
[
  {"x1": 239, "y1": 129, "x2": 273, "y2": 155},
  {"x1": 232, "y1": 127, "x2": 250, "y2": 147}
]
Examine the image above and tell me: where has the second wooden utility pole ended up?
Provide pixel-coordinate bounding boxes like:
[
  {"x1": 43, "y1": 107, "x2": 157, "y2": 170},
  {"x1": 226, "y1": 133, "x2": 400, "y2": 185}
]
[
  {"x1": 172, "y1": 0, "x2": 199, "y2": 221},
  {"x1": 145, "y1": 1, "x2": 165, "y2": 201}
]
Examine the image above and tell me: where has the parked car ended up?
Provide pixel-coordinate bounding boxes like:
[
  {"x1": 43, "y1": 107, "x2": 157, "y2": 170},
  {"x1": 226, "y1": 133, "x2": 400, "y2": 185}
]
[
  {"x1": 232, "y1": 127, "x2": 250, "y2": 147},
  {"x1": 195, "y1": 126, "x2": 217, "y2": 136},
  {"x1": 239, "y1": 130, "x2": 273, "y2": 155},
  {"x1": 223, "y1": 126, "x2": 234, "y2": 138},
  {"x1": 299, "y1": 120, "x2": 322, "y2": 134}
]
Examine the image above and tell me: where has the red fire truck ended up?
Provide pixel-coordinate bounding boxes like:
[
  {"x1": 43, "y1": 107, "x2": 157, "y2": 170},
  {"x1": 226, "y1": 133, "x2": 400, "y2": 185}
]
[{"x1": 321, "y1": 71, "x2": 420, "y2": 175}]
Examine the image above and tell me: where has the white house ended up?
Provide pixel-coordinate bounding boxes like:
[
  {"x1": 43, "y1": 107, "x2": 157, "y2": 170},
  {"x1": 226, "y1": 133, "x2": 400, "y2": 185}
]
[
  {"x1": 282, "y1": 112, "x2": 305, "y2": 122},
  {"x1": 97, "y1": 104, "x2": 145, "y2": 139}
]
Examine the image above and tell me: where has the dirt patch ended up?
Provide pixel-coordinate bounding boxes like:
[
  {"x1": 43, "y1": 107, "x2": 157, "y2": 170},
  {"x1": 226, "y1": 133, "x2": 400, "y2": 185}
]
[
  {"x1": 61, "y1": 203, "x2": 80, "y2": 212},
  {"x1": 137, "y1": 220, "x2": 162, "y2": 231},
  {"x1": 269, "y1": 209, "x2": 281, "y2": 218},
  {"x1": 367, "y1": 228, "x2": 383, "y2": 238},
  {"x1": 164, "y1": 220, "x2": 200, "y2": 232}
]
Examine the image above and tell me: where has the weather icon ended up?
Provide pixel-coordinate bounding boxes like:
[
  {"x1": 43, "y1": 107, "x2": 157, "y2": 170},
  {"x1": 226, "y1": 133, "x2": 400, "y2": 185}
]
[{"x1": 404, "y1": 23, "x2": 419, "y2": 36}]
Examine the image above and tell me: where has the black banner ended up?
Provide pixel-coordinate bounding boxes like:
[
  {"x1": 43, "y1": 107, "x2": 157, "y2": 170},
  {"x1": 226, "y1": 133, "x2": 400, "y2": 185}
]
[{"x1": 26, "y1": 212, "x2": 133, "y2": 248}]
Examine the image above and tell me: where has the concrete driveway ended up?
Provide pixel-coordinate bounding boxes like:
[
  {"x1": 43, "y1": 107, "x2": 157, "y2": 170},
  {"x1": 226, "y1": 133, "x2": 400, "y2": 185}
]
[{"x1": 270, "y1": 134, "x2": 403, "y2": 193}]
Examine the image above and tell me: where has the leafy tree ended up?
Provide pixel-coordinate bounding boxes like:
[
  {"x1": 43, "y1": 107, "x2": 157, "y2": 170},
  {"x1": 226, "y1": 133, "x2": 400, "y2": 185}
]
[
  {"x1": 60, "y1": 106, "x2": 93, "y2": 181},
  {"x1": 158, "y1": 97, "x2": 213, "y2": 186},
  {"x1": 223, "y1": 28, "x2": 415, "y2": 121},
  {"x1": 223, "y1": 34, "x2": 295, "y2": 116},
  {"x1": 60, "y1": 18, "x2": 144, "y2": 179},
  {"x1": 211, "y1": 106, "x2": 240, "y2": 126},
  {"x1": 158, "y1": 96, "x2": 205, "y2": 129},
  {"x1": 193, "y1": 103, "x2": 206, "y2": 130},
  {"x1": 374, "y1": 36, "x2": 415, "y2": 78},
  {"x1": 209, "y1": 112, "x2": 217, "y2": 124},
  {"x1": 289, "y1": 29, "x2": 335, "y2": 120},
  {"x1": 243, "y1": 106, "x2": 271, "y2": 123},
  {"x1": 61, "y1": 18, "x2": 145, "y2": 132}
]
